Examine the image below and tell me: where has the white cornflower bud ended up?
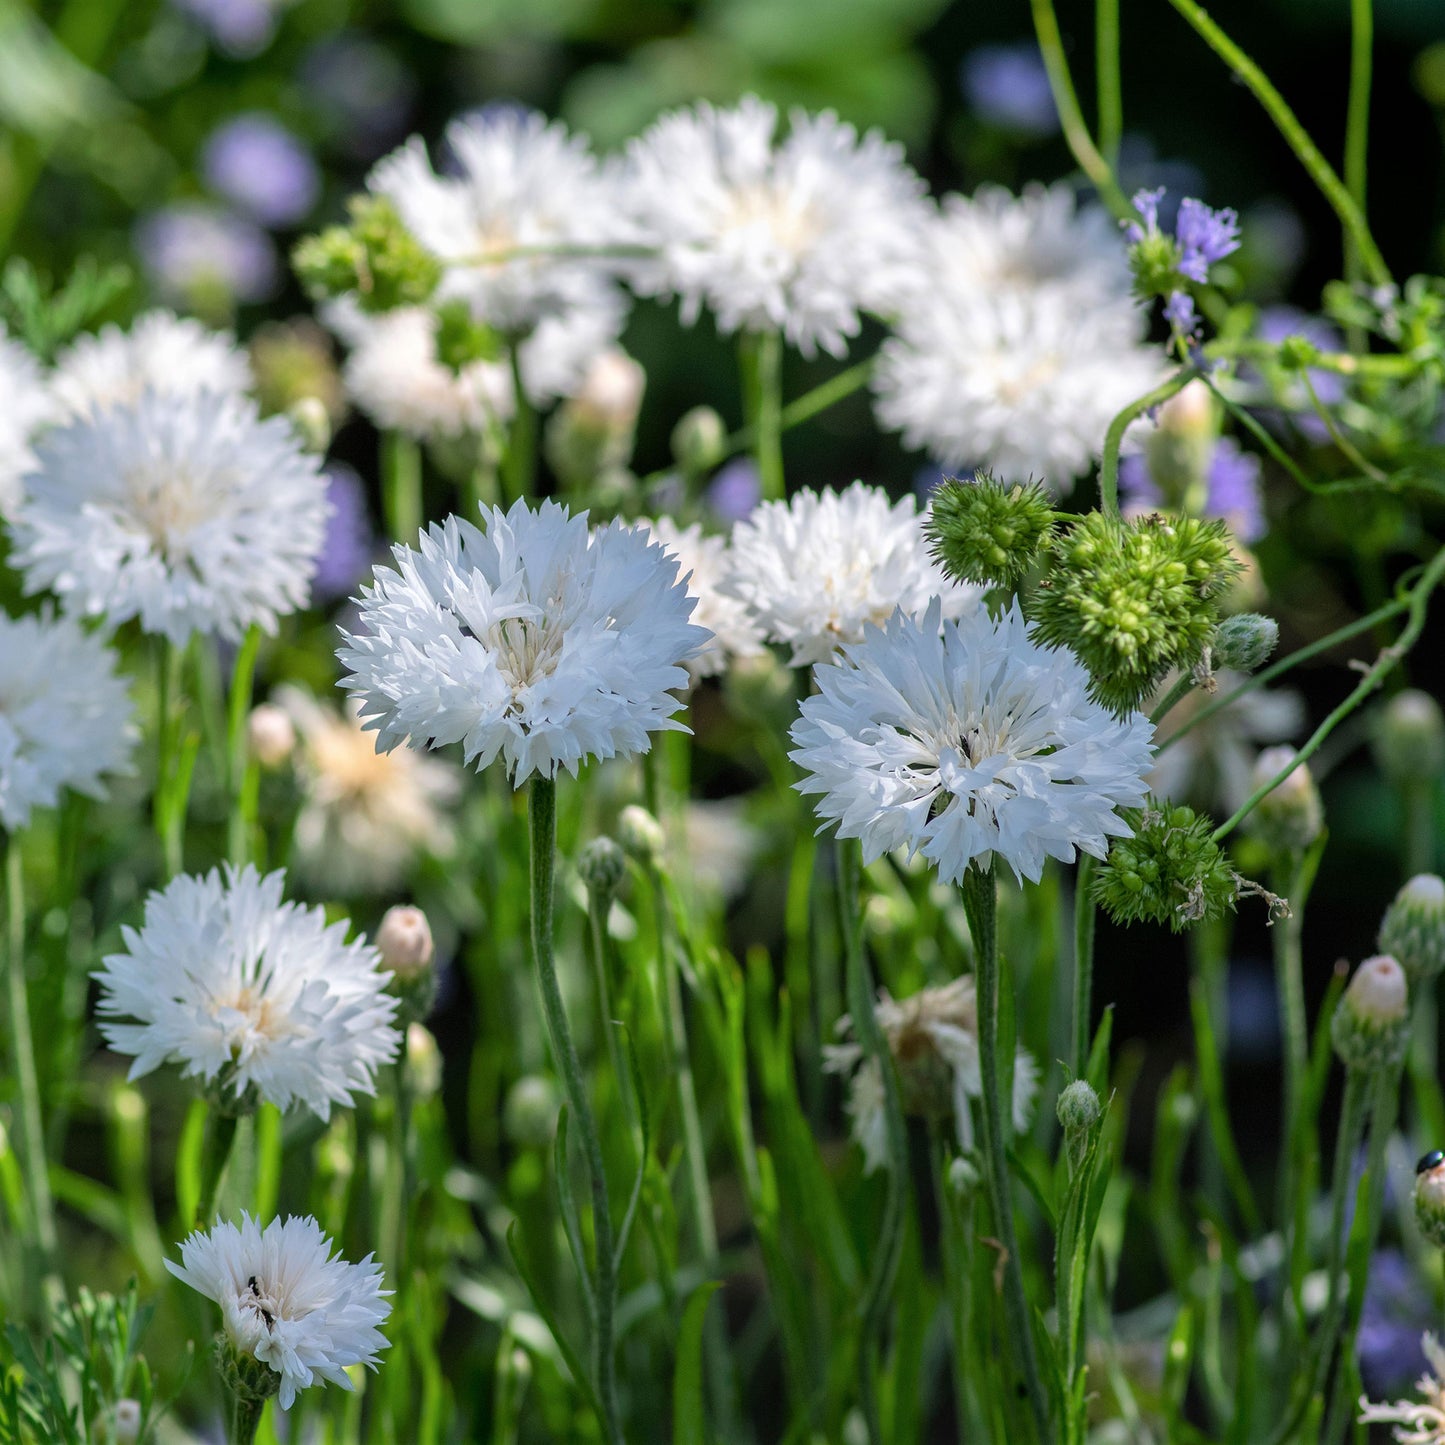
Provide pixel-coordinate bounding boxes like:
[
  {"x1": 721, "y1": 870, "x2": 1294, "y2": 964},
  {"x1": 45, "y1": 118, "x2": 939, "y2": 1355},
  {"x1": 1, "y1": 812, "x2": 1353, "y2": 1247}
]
[
  {"x1": 503, "y1": 1075, "x2": 561, "y2": 1149},
  {"x1": 671, "y1": 406, "x2": 726, "y2": 474},
  {"x1": 572, "y1": 348, "x2": 645, "y2": 431},
  {"x1": 1332, "y1": 954, "x2": 1409, "y2": 1073},
  {"x1": 113, "y1": 1398, "x2": 143, "y2": 1443},
  {"x1": 617, "y1": 805, "x2": 665, "y2": 868},
  {"x1": 287, "y1": 395, "x2": 333, "y2": 454},
  {"x1": 376, "y1": 905, "x2": 434, "y2": 982},
  {"x1": 1374, "y1": 688, "x2": 1445, "y2": 786},
  {"x1": 406, "y1": 1022, "x2": 442, "y2": 1096},
  {"x1": 1379, "y1": 874, "x2": 1445, "y2": 987},
  {"x1": 247, "y1": 704, "x2": 296, "y2": 769},
  {"x1": 577, "y1": 837, "x2": 627, "y2": 901},
  {"x1": 1248, "y1": 746, "x2": 1324, "y2": 856}
]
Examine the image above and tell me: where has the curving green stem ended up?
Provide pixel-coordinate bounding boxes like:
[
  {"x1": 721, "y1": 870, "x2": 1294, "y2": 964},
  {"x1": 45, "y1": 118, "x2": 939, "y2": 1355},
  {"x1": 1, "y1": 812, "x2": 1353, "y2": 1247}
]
[
  {"x1": 960, "y1": 862, "x2": 1049, "y2": 1439},
  {"x1": 836, "y1": 837, "x2": 908, "y2": 1445},
  {"x1": 1165, "y1": 0, "x2": 1391, "y2": 288},
  {"x1": 1096, "y1": 0, "x2": 1122, "y2": 165},
  {"x1": 528, "y1": 777, "x2": 623, "y2": 1445},
  {"x1": 1098, "y1": 371, "x2": 1197, "y2": 516}
]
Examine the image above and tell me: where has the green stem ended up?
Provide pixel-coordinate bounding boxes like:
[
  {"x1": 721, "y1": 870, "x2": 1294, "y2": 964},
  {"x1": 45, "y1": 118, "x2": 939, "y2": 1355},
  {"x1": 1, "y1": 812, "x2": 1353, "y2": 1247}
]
[
  {"x1": 1072, "y1": 856, "x2": 1097, "y2": 1079},
  {"x1": 586, "y1": 894, "x2": 634, "y2": 1132},
  {"x1": 1212, "y1": 544, "x2": 1445, "y2": 842},
  {"x1": 1099, "y1": 370, "x2": 1197, "y2": 516},
  {"x1": 382, "y1": 431, "x2": 423, "y2": 543},
  {"x1": 502, "y1": 348, "x2": 537, "y2": 505},
  {"x1": 195, "y1": 1108, "x2": 239, "y2": 1227},
  {"x1": 528, "y1": 778, "x2": 623, "y2": 1445},
  {"x1": 226, "y1": 627, "x2": 262, "y2": 867},
  {"x1": 1029, "y1": 0, "x2": 1132, "y2": 218},
  {"x1": 836, "y1": 838, "x2": 908, "y2": 1445},
  {"x1": 1149, "y1": 674, "x2": 1197, "y2": 727},
  {"x1": 740, "y1": 330, "x2": 785, "y2": 503},
  {"x1": 4, "y1": 835, "x2": 59, "y2": 1299},
  {"x1": 1096, "y1": 0, "x2": 1122, "y2": 165},
  {"x1": 154, "y1": 637, "x2": 185, "y2": 880},
  {"x1": 1344, "y1": 0, "x2": 1373, "y2": 296},
  {"x1": 229, "y1": 1392, "x2": 265, "y2": 1445},
  {"x1": 959, "y1": 862, "x2": 1049, "y2": 1439},
  {"x1": 1165, "y1": 0, "x2": 1391, "y2": 287}
]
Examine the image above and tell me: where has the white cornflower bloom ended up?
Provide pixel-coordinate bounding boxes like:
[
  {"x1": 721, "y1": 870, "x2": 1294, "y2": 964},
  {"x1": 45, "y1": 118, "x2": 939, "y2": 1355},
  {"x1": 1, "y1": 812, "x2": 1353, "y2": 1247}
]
[
  {"x1": 1147, "y1": 671, "x2": 1306, "y2": 815},
  {"x1": 1359, "y1": 1331, "x2": 1445, "y2": 1443},
  {"x1": 48, "y1": 310, "x2": 252, "y2": 420},
  {"x1": 368, "y1": 109, "x2": 627, "y2": 337},
  {"x1": 724, "y1": 481, "x2": 981, "y2": 667},
  {"x1": 94, "y1": 865, "x2": 401, "y2": 1119},
  {"x1": 638, "y1": 517, "x2": 762, "y2": 680},
  {"x1": 825, "y1": 976, "x2": 1040, "y2": 1171},
  {"x1": 790, "y1": 600, "x2": 1156, "y2": 885},
  {"x1": 338, "y1": 499, "x2": 710, "y2": 786},
  {"x1": 0, "y1": 326, "x2": 52, "y2": 515},
  {"x1": 0, "y1": 611, "x2": 137, "y2": 831},
  {"x1": 11, "y1": 390, "x2": 329, "y2": 645},
  {"x1": 623, "y1": 95, "x2": 929, "y2": 358},
  {"x1": 273, "y1": 684, "x2": 460, "y2": 896},
  {"x1": 167, "y1": 1213, "x2": 390, "y2": 1410},
  {"x1": 874, "y1": 284, "x2": 1163, "y2": 488}
]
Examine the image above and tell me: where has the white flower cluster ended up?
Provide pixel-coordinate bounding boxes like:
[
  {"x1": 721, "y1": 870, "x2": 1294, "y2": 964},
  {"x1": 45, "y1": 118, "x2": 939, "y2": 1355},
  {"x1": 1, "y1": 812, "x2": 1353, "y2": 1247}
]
[
  {"x1": 168, "y1": 1213, "x2": 390, "y2": 1410},
  {"x1": 94, "y1": 865, "x2": 400, "y2": 1119},
  {"x1": 790, "y1": 600, "x2": 1156, "y2": 885},
  {"x1": 339, "y1": 499, "x2": 709, "y2": 785}
]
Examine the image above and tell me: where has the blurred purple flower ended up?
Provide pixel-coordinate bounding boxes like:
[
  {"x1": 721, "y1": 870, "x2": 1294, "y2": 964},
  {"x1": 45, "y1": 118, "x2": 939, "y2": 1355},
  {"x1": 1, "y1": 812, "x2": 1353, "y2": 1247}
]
[
  {"x1": 134, "y1": 203, "x2": 278, "y2": 307},
  {"x1": 311, "y1": 464, "x2": 375, "y2": 605},
  {"x1": 298, "y1": 34, "x2": 415, "y2": 160},
  {"x1": 707, "y1": 458, "x2": 761, "y2": 524},
  {"x1": 203, "y1": 113, "x2": 320, "y2": 229},
  {"x1": 1256, "y1": 307, "x2": 1346, "y2": 407},
  {"x1": 171, "y1": 0, "x2": 279, "y2": 58},
  {"x1": 960, "y1": 44, "x2": 1058, "y2": 136},
  {"x1": 1119, "y1": 436, "x2": 1265, "y2": 542},
  {"x1": 1175, "y1": 197, "x2": 1241, "y2": 282},
  {"x1": 1356, "y1": 1249, "x2": 1433, "y2": 1397}
]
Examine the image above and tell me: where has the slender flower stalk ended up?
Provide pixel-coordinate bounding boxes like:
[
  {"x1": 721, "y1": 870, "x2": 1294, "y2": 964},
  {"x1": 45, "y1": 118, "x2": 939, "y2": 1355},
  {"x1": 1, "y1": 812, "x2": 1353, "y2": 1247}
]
[
  {"x1": 226, "y1": 626, "x2": 263, "y2": 868},
  {"x1": 1072, "y1": 856, "x2": 1098, "y2": 1077},
  {"x1": 382, "y1": 431, "x2": 422, "y2": 544},
  {"x1": 528, "y1": 777, "x2": 623, "y2": 1445},
  {"x1": 741, "y1": 330, "x2": 784, "y2": 502},
  {"x1": 502, "y1": 345, "x2": 537, "y2": 504},
  {"x1": 960, "y1": 862, "x2": 1049, "y2": 1437}
]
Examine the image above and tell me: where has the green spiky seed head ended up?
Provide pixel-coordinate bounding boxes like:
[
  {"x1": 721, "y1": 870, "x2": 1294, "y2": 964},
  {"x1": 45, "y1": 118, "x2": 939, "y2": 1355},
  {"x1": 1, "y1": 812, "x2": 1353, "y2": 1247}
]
[
  {"x1": 1331, "y1": 955, "x2": 1409, "y2": 1073},
  {"x1": 925, "y1": 474, "x2": 1056, "y2": 590},
  {"x1": 1032, "y1": 511, "x2": 1241, "y2": 714},
  {"x1": 1093, "y1": 802, "x2": 1239, "y2": 931},
  {"x1": 433, "y1": 299, "x2": 503, "y2": 374},
  {"x1": 1129, "y1": 230, "x2": 1185, "y2": 302},
  {"x1": 1415, "y1": 1158, "x2": 1445, "y2": 1250},
  {"x1": 1373, "y1": 688, "x2": 1445, "y2": 786},
  {"x1": 292, "y1": 195, "x2": 442, "y2": 313},
  {"x1": 1213, "y1": 613, "x2": 1279, "y2": 673},
  {"x1": 1378, "y1": 874, "x2": 1445, "y2": 987}
]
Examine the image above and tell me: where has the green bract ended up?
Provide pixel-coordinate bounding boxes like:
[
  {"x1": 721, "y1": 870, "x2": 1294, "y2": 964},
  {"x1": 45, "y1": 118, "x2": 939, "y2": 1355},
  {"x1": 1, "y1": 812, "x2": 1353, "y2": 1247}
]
[
  {"x1": 1032, "y1": 511, "x2": 1240, "y2": 713},
  {"x1": 292, "y1": 195, "x2": 442, "y2": 314},
  {"x1": 1093, "y1": 803, "x2": 1238, "y2": 931},
  {"x1": 925, "y1": 474, "x2": 1056, "y2": 591}
]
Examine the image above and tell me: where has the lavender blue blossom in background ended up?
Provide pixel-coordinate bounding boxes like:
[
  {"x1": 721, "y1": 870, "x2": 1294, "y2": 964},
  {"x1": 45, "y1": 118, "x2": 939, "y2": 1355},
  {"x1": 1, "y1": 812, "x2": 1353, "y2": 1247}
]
[
  {"x1": 170, "y1": 0, "x2": 282, "y2": 57},
  {"x1": 298, "y1": 33, "x2": 415, "y2": 160},
  {"x1": 707, "y1": 458, "x2": 761, "y2": 524},
  {"x1": 203, "y1": 113, "x2": 320, "y2": 228},
  {"x1": 1355, "y1": 1248, "x2": 1433, "y2": 1397},
  {"x1": 960, "y1": 44, "x2": 1058, "y2": 136},
  {"x1": 135, "y1": 203, "x2": 278, "y2": 307},
  {"x1": 311, "y1": 464, "x2": 375, "y2": 605},
  {"x1": 1174, "y1": 197, "x2": 1242, "y2": 282},
  {"x1": 1256, "y1": 307, "x2": 1346, "y2": 407},
  {"x1": 1120, "y1": 437, "x2": 1266, "y2": 542}
]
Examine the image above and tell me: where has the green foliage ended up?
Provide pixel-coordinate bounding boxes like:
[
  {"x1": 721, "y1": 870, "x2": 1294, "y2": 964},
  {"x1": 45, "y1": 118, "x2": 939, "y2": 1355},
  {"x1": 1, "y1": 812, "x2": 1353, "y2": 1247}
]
[
  {"x1": 0, "y1": 258, "x2": 129, "y2": 364},
  {"x1": 1032, "y1": 511, "x2": 1240, "y2": 713},
  {"x1": 926, "y1": 473, "x2": 1056, "y2": 591},
  {"x1": 1093, "y1": 803, "x2": 1239, "y2": 931},
  {"x1": 291, "y1": 196, "x2": 442, "y2": 314},
  {"x1": 433, "y1": 299, "x2": 504, "y2": 374}
]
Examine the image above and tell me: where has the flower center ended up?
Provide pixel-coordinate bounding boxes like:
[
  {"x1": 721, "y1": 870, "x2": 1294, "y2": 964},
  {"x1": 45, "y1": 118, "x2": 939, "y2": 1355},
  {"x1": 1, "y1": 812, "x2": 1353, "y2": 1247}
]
[
  {"x1": 213, "y1": 985, "x2": 295, "y2": 1053},
  {"x1": 724, "y1": 183, "x2": 822, "y2": 259},
  {"x1": 122, "y1": 464, "x2": 215, "y2": 560},
  {"x1": 485, "y1": 616, "x2": 566, "y2": 707}
]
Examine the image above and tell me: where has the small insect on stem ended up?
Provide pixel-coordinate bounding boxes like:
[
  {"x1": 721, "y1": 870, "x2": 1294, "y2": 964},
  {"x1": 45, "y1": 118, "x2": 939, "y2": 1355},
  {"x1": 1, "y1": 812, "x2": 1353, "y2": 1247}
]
[{"x1": 1417, "y1": 1149, "x2": 1445, "y2": 1175}]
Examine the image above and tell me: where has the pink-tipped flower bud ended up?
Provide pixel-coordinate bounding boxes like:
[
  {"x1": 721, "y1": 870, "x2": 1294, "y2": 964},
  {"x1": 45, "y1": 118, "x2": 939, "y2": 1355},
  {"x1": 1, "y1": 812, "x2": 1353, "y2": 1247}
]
[
  {"x1": 1379, "y1": 874, "x2": 1445, "y2": 987},
  {"x1": 376, "y1": 905, "x2": 433, "y2": 982},
  {"x1": 1332, "y1": 954, "x2": 1409, "y2": 1072},
  {"x1": 246, "y1": 703, "x2": 295, "y2": 769},
  {"x1": 1374, "y1": 688, "x2": 1445, "y2": 786},
  {"x1": 1248, "y1": 746, "x2": 1324, "y2": 857}
]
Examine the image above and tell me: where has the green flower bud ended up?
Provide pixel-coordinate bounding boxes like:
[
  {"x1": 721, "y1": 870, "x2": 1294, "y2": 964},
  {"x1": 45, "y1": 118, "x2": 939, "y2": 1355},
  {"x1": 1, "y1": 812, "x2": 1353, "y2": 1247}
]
[
  {"x1": 1057, "y1": 1079, "x2": 1103, "y2": 1171},
  {"x1": 671, "y1": 406, "x2": 726, "y2": 475},
  {"x1": 292, "y1": 195, "x2": 442, "y2": 313},
  {"x1": 248, "y1": 318, "x2": 344, "y2": 424},
  {"x1": 1093, "y1": 803, "x2": 1240, "y2": 931},
  {"x1": 617, "y1": 804, "x2": 665, "y2": 868},
  {"x1": 503, "y1": 1074, "x2": 562, "y2": 1149},
  {"x1": 1032, "y1": 511, "x2": 1241, "y2": 714},
  {"x1": 433, "y1": 298, "x2": 503, "y2": 373},
  {"x1": 1247, "y1": 747, "x2": 1324, "y2": 857},
  {"x1": 577, "y1": 837, "x2": 627, "y2": 902},
  {"x1": 1378, "y1": 874, "x2": 1445, "y2": 986},
  {"x1": 406, "y1": 1022, "x2": 443, "y2": 1096},
  {"x1": 1331, "y1": 954, "x2": 1409, "y2": 1073},
  {"x1": 1130, "y1": 230, "x2": 1186, "y2": 301},
  {"x1": 925, "y1": 473, "x2": 1056, "y2": 591},
  {"x1": 1414, "y1": 1157, "x2": 1445, "y2": 1250},
  {"x1": 1373, "y1": 688, "x2": 1445, "y2": 786},
  {"x1": 1213, "y1": 613, "x2": 1279, "y2": 674}
]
